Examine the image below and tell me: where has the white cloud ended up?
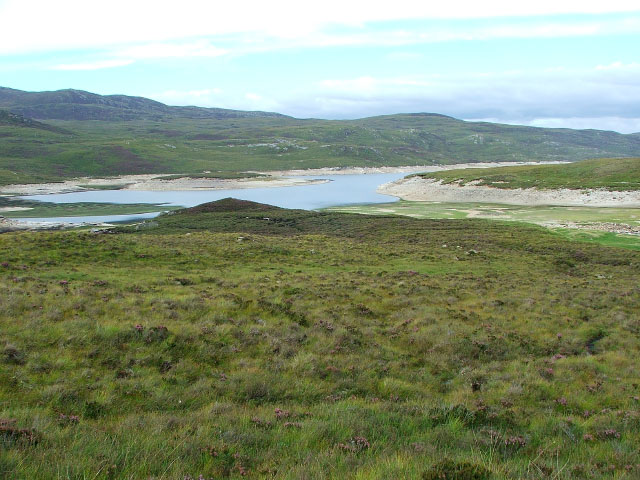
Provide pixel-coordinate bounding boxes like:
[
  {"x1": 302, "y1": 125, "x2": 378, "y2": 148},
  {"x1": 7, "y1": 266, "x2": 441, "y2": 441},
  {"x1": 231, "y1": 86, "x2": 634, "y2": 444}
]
[
  {"x1": 266, "y1": 65, "x2": 640, "y2": 132},
  {"x1": 116, "y1": 41, "x2": 227, "y2": 60},
  {"x1": 1, "y1": 0, "x2": 640, "y2": 55},
  {"x1": 526, "y1": 117, "x2": 640, "y2": 133},
  {"x1": 147, "y1": 88, "x2": 281, "y2": 112},
  {"x1": 149, "y1": 88, "x2": 224, "y2": 106},
  {"x1": 52, "y1": 59, "x2": 134, "y2": 71},
  {"x1": 48, "y1": 41, "x2": 227, "y2": 71}
]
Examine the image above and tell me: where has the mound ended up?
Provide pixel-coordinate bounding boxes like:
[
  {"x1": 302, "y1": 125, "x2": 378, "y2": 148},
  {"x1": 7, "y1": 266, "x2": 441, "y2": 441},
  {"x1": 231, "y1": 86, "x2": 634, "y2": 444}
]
[{"x1": 179, "y1": 198, "x2": 285, "y2": 214}]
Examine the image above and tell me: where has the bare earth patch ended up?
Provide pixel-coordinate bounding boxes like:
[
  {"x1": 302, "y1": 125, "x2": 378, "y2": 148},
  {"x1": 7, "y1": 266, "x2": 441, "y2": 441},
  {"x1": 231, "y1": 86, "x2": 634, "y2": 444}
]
[{"x1": 543, "y1": 221, "x2": 640, "y2": 235}]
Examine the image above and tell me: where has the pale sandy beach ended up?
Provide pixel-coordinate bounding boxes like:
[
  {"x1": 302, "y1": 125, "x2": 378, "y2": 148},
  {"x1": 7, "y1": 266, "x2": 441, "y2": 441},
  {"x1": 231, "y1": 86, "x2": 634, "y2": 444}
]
[
  {"x1": 378, "y1": 177, "x2": 640, "y2": 208},
  {"x1": 0, "y1": 174, "x2": 328, "y2": 196},
  {"x1": 0, "y1": 161, "x2": 563, "y2": 196}
]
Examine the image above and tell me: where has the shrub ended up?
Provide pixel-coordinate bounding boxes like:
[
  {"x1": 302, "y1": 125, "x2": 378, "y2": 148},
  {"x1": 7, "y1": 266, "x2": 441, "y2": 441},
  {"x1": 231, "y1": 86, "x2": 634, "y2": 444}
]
[{"x1": 423, "y1": 459, "x2": 493, "y2": 480}]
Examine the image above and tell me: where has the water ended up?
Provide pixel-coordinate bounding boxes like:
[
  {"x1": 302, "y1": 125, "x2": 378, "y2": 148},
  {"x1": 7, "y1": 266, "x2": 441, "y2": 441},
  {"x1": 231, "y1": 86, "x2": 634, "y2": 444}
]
[{"x1": 14, "y1": 173, "x2": 406, "y2": 224}]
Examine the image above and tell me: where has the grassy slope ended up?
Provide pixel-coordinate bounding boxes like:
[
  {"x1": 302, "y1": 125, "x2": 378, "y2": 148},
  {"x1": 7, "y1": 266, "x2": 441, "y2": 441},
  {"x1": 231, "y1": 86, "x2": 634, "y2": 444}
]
[
  {"x1": 1, "y1": 199, "x2": 639, "y2": 479},
  {"x1": 2, "y1": 107, "x2": 640, "y2": 186},
  {"x1": 420, "y1": 157, "x2": 640, "y2": 191},
  {"x1": 328, "y1": 201, "x2": 640, "y2": 250}
]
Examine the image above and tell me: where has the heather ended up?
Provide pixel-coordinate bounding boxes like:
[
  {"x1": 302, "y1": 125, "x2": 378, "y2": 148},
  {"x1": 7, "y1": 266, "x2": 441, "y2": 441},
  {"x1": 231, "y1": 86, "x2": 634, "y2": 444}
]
[{"x1": 1, "y1": 200, "x2": 639, "y2": 478}]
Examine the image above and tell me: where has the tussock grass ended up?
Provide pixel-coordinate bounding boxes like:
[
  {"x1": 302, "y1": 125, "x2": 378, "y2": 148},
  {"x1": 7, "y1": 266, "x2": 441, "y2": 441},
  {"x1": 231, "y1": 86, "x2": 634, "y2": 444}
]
[{"x1": 1, "y1": 200, "x2": 639, "y2": 478}]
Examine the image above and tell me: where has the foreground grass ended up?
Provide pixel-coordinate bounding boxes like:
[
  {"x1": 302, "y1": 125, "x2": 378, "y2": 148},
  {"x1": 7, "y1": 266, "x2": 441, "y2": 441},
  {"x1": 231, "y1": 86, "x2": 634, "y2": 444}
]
[
  {"x1": 1, "y1": 200, "x2": 639, "y2": 478},
  {"x1": 419, "y1": 158, "x2": 640, "y2": 191}
]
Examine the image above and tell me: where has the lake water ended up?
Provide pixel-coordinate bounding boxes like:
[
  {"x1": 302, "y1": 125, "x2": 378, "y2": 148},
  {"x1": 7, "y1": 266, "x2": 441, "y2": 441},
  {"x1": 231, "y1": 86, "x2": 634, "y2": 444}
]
[{"x1": 15, "y1": 173, "x2": 407, "y2": 224}]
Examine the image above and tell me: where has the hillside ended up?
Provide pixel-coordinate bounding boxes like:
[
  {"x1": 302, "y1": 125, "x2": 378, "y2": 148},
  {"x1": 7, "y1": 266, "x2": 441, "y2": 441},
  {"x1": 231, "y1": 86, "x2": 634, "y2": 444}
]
[
  {"x1": 1, "y1": 87, "x2": 640, "y2": 185},
  {"x1": 1, "y1": 199, "x2": 639, "y2": 478},
  {"x1": 0, "y1": 87, "x2": 288, "y2": 121},
  {"x1": 0, "y1": 109, "x2": 70, "y2": 134},
  {"x1": 419, "y1": 157, "x2": 640, "y2": 191}
]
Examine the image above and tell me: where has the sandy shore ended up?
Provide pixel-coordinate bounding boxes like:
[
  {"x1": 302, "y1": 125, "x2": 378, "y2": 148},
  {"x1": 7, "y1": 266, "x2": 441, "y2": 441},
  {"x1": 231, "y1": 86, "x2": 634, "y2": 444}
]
[
  {"x1": 266, "y1": 161, "x2": 564, "y2": 177},
  {"x1": 0, "y1": 162, "x2": 565, "y2": 196},
  {"x1": 0, "y1": 216, "x2": 111, "y2": 231},
  {"x1": 379, "y1": 177, "x2": 640, "y2": 208},
  {"x1": 0, "y1": 174, "x2": 328, "y2": 196}
]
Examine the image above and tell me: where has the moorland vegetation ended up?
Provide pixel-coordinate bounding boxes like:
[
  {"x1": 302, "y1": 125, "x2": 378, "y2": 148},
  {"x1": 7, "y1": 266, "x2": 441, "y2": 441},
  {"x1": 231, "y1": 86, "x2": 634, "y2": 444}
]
[{"x1": 1, "y1": 199, "x2": 639, "y2": 478}]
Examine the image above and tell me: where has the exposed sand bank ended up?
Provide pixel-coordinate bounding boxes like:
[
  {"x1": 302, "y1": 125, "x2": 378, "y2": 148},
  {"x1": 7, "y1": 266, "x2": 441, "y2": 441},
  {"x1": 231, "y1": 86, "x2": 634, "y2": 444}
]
[
  {"x1": 0, "y1": 216, "x2": 111, "y2": 231},
  {"x1": 379, "y1": 177, "x2": 640, "y2": 208},
  {"x1": 0, "y1": 174, "x2": 328, "y2": 196},
  {"x1": 0, "y1": 162, "x2": 564, "y2": 196},
  {"x1": 267, "y1": 161, "x2": 564, "y2": 177}
]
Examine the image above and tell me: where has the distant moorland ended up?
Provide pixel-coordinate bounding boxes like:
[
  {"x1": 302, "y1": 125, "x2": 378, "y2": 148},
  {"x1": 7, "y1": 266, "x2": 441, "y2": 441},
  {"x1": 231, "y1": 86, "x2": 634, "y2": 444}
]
[{"x1": 2, "y1": 87, "x2": 640, "y2": 185}]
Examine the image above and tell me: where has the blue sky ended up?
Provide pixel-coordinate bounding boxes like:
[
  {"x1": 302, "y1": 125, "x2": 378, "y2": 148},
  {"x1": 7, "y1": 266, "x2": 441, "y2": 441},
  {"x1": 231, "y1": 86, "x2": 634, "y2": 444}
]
[{"x1": 1, "y1": 1, "x2": 640, "y2": 132}]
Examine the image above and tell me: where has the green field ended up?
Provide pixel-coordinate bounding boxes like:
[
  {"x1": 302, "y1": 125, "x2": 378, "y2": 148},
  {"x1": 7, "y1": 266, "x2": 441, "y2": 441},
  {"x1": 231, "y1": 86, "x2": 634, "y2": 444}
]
[
  {"x1": 328, "y1": 201, "x2": 640, "y2": 250},
  {"x1": 2, "y1": 88, "x2": 640, "y2": 186},
  {"x1": 1, "y1": 199, "x2": 639, "y2": 478},
  {"x1": 419, "y1": 157, "x2": 640, "y2": 191}
]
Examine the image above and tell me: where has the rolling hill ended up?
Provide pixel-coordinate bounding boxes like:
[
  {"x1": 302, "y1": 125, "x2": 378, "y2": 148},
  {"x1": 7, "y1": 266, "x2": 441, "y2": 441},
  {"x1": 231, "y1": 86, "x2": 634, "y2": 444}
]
[
  {"x1": 1, "y1": 87, "x2": 640, "y2": 185},
  {"x1": 0, "y1": 87, "x2": 288, "y2": 121}
]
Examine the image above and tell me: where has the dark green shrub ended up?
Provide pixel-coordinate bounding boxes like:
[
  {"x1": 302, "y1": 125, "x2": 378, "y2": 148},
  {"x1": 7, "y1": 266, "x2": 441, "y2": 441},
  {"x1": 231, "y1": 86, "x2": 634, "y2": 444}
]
[{"x1": 423, "y1": 459, "x2": 493, "y2": 480}]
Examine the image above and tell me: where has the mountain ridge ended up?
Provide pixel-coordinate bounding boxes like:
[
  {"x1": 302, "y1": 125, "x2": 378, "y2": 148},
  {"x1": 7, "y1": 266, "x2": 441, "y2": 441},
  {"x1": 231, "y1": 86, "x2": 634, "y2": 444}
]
[{"x1": 0, "y1": 87, "x2": 290, "y2": 121}]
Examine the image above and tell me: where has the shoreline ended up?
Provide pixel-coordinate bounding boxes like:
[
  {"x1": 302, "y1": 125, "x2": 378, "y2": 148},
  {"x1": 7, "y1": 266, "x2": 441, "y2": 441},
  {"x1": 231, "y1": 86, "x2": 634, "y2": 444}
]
[
  {"x1": 378, "y1": 177, "x2": 640, "y2": 208},
  {"x1": 0, "y1": 175, "x2": 329, "y2": 196},
  {"x1": 0, "y1": 161, "x2": 564, "y2": 196}
]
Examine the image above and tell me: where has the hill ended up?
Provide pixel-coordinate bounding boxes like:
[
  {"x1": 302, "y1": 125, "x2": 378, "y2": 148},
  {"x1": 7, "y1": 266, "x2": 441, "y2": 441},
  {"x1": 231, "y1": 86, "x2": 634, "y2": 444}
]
[
  {"x1": 418, "y1": 157, "x2": 640, "y2": 191},
  {"x1": 1, "y1": 87, "x2": 640, "y2": 185},
  {"x1": 0, "y1": 87, "x2": 288, "y2": 121},
  {"x1": 1, "y1": 199, "x2": 639, "y2": 478}
]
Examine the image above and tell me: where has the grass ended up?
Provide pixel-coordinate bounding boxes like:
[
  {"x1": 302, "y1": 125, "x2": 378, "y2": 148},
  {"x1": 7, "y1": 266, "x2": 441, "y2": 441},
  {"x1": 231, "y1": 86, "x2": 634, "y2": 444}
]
[
  {"x1": 0, "y1": 196, "x2": 177, "y2": 218},
  {"x1": 328, "y1": 200, "x2": 640, "y2": 250},
  {"x1": 418, "y1": 158, "x2": 640, "y2": 191},
  {"x1": 1, "y1": 199, "x2": 639, "y2": 478}
]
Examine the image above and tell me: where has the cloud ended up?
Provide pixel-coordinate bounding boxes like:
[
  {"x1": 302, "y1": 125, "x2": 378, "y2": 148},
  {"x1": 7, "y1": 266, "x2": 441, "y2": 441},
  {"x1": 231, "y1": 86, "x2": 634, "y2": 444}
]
[
  {"x1": 116, "y1": 41, "x2": 227, "y2": 60},
  {"x1": 526, "y1": 117, "x2": 640, "y2": 133},
  {"x1": 48, "y1": 41, "x2": 227, "y2": 72},
  {"x1": 1, "y1": 0, "x2": 640, "y2": 55},
  {"x1": 149, "y1": 88, "x2": 224, "y2": 106},
  {"x1": 147, "y1": 88, "x2": 282, "y2": 113},
  {"x1": 269, "y1": 64, "x2": 640, "y2": 132},
  {"x1": 51, "y1": 59, "x2": 134, "y2": 71}
]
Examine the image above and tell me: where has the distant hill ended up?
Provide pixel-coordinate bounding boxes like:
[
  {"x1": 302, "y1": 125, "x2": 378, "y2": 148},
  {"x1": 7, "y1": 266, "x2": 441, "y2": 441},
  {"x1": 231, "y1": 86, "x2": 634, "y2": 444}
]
[
  {"x1": 0, "y1": 87, "x2": 289, "y2": 121},
  {"x1": 1, "y1": 87, "x2": 640, "y2": 185}
]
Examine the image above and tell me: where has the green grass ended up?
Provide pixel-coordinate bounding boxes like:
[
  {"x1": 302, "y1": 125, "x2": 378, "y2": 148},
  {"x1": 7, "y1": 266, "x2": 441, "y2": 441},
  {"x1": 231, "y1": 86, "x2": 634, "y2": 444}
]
[
  {"x1": 328, "y1": 200, "x2": 640, "y2": 250},
  {"x1": 418, "y1": 157, "x2": 640, "y2": 191},
  {"x1": 1, "y1": 199, "x2": 640, "y2": 478}
]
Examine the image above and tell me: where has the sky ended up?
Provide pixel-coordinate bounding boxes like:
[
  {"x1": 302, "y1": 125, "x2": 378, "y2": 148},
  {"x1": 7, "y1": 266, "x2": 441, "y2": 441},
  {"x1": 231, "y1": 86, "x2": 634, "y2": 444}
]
[{"x1": 1, "y1": 0, "x2": 640, "y2": 133}]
